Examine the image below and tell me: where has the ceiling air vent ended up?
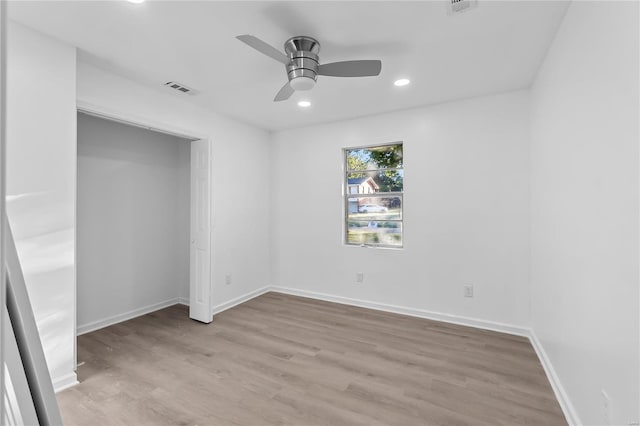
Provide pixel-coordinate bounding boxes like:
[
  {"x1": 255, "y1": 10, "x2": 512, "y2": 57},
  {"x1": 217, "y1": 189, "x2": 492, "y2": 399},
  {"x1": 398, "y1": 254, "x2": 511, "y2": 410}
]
[
  {"x1": 448, "y1": 0, "x2": 477, "y2": 15},
  {"x1": 164, "y1": 81, "x2": 197, "y2": 95}
]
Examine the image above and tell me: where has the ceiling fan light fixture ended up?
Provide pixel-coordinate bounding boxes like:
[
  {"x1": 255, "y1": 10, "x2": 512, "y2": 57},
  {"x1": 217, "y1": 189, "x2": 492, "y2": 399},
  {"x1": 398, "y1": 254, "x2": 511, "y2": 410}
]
[
  {"x1": 297, "y1": 100, "x2": 311, "y2": 108},
  {"x1": 236, "y1": 34, "x2": 383, "y2": 102},
  {"x1": 290, "y1": 76, "x2": 316, "y2": 91},
  {"x1": 394, "y1": 78, "x2": 411, "y2": 87}
]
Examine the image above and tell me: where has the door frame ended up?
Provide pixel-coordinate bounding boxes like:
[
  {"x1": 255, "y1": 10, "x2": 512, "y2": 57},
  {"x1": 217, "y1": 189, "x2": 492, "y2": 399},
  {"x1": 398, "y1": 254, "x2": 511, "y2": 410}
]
[
  {"x1": 0, "y1": 0, "x2": 7, "y2": 420},
  {"x1": 75, "y1": 100, "x2": 214, "y2": 329}
]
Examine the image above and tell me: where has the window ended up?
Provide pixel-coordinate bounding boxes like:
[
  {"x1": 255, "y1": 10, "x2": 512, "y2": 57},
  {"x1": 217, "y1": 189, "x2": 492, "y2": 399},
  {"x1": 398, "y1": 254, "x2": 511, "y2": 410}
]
[{"x1": 344, "y1": 143, "x2": 403, "y2": 248}]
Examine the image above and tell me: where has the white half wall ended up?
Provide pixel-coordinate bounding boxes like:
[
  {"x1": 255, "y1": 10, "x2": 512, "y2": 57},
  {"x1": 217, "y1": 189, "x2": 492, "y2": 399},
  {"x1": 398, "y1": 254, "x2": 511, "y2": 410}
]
[
  {"x1": 6, "y1": 21, "x2": 77, "y2": 389},
  {"x1": 77, "y1": 61, "x2": 272, "y2": 313},
  {"x1": 270, "y1": 90, "x2": 531, "y2": 328},
  {"x1": 76, "y1": 112, "x2": 190, "y2": 332},
  {"x1": 530, "y1": 1, "x2": 639, "y2": 425}
]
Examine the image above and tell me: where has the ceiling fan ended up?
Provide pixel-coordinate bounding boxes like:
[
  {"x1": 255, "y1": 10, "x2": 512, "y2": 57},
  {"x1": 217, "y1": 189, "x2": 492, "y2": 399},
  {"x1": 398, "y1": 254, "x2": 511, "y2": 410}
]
[{"x1": 236, "y1": 35, "x2": 382, "y2": 102}]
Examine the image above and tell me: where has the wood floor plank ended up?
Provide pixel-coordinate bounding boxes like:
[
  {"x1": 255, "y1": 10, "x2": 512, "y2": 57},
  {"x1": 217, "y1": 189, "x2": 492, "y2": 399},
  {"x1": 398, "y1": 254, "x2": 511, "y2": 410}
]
[{"x1": 58, "y1": 292, "x2": 567, "y2": 425}]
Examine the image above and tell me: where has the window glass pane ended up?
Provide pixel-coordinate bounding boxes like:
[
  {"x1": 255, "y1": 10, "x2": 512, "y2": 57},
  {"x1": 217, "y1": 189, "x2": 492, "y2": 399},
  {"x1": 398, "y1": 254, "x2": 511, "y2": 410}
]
[
  {"x1": 346, "y1": 144, "x2": 403, "y2": 171},
  {"x1": 345, "y1": 142, "x2": 403, "y2": 248},
  {"x1": 347, "y1": 196, "x2": 402, "y2": 220},
  {"x1": 346, "y1": 170, "x2": 403, "y2": 193},
  {"x1": 346, "y1": 221, "x2": 403, "y2": 247},
  {"x1": 371, "y1": 170, "x2": 403, "y2": 192}
]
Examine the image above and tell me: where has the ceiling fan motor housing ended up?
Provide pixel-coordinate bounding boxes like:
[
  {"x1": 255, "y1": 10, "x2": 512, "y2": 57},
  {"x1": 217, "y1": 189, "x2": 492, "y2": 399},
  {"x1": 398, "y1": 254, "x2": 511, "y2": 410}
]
[
  {"x1": 236, "y1": 33, "x2": 383, "y2": 101},
  {"x1": 284, "y1": 36, "x2": 320, "y2": 91}
]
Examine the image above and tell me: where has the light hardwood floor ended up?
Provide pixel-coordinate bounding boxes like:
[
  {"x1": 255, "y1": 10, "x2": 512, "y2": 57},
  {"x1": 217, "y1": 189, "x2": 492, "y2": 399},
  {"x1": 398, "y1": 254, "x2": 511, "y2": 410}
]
[{"x1": 58, "y1": 292, "x2": 566, "y2": 425}]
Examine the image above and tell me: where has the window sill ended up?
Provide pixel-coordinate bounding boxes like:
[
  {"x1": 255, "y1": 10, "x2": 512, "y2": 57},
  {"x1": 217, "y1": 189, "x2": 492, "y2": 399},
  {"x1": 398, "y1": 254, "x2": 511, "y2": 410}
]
[{"x1": 344, "y1": 243, "x2": 403, "y2": 251}]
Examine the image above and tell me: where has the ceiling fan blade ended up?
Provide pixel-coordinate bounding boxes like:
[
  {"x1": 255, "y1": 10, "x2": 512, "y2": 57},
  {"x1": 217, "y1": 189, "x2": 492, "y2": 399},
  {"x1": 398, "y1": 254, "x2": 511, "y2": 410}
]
[
  {"x1": 274, "y1": 82, "x2": 294, "y2": 102},
  {"x1": 236, "y1": 35, "x2": 290, "y2": 65},
  {"x1": 318, "y1": 60, "x2": 382, "y2": 77}
]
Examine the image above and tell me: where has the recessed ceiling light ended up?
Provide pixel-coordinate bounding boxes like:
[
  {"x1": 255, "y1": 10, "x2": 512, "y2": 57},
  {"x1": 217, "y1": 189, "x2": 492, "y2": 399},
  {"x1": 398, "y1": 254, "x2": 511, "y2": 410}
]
[
  {"x1": 297, "y1": 100, "x2": 311, "y2": 108},
  {"x1": 127, "y1": 0, "x2": 145, "y2": 4},
  {"x1": 394, "y1": 79, "x2": 410, "y2": 87}
]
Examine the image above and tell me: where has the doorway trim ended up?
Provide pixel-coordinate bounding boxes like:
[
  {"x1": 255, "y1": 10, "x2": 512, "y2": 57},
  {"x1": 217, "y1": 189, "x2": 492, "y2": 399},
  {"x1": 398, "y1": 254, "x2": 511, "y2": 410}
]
[
  {"x1": 0, "y1": 0, "x2": 7, "y2": 419},
  {"x1": 77, "y1": 101, "x2": 207, "y2": 141}
]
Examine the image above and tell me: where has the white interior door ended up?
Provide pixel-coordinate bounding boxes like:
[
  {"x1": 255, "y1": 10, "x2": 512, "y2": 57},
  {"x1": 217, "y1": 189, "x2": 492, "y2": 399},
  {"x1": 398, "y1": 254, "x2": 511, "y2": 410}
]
[
  {"x1": 3, "y1": 311, "x2": 39, "y2": 426},
  {"x1": 0, "y1": 1, "x2": 6, "y2": 421},
  {"x1": 190, "y1": 139, "x2": 212, "y2": 323}
]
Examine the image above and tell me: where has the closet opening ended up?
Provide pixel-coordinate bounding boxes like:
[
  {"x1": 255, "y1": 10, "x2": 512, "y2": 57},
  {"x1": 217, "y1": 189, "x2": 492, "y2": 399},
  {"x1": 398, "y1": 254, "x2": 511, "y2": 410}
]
[{"x1": 75, "y1": 110, "x2": 211, "y2": 355}]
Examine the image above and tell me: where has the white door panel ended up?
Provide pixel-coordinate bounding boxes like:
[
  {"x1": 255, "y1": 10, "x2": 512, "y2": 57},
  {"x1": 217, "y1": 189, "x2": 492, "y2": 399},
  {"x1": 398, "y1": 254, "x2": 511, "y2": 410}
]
[{"x1": 190, "y1": 139, "x2": 211, "y2": 322}]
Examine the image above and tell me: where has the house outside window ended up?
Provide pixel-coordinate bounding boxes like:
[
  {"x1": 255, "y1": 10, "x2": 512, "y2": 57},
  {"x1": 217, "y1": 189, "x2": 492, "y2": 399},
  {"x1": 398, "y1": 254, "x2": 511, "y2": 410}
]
[{"x1": 344, "y1": 143, "x2": 403, "y2": 248}]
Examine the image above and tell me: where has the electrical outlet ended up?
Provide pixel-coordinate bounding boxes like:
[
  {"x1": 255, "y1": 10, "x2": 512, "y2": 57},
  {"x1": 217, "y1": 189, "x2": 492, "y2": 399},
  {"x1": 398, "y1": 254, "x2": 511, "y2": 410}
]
[
  {"x1": 601, "y1": 389, "x2": 612, "y2": 426},
  {"x1": 463, "y1": 284, "x2": 474, "y2": 298},
  {"x1": 225, "y1": 274, "x2": 232, "y2": 285},
  {"x1": 356, "y1": 272, "x2": 364, "y2": 283}
]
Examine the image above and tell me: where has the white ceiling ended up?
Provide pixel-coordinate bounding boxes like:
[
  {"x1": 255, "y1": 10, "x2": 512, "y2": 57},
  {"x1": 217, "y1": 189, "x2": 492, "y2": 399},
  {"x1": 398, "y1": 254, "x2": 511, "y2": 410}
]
[{"x1": 8, "y1": 1, "x2": 569, "y2": 132}]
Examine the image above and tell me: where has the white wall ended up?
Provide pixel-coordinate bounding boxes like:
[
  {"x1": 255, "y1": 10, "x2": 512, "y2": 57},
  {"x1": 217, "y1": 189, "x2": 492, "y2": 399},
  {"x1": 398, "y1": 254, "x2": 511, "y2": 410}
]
[
  {"x1": 530, "y1": 2, "x2": 639, "y2": 425},
  {"x1": 270, "y1": 91, "x2": 531, "y2": 330},
  {"x1": 76, "y1": 113, "x2": 190, "y2": 332},
  {"x1": 77, "y1": 62, "x2": 272, "y2": 312},
  {"x1": 6, "y1": 22, "x2": 77, "y2": 389}
]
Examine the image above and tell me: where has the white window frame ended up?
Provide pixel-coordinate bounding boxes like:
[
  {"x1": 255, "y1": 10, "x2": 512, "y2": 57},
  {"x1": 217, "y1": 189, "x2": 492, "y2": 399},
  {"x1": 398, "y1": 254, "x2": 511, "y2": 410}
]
[{"x1": 343, "y1": 142, "x2": 404, "y2": 249}]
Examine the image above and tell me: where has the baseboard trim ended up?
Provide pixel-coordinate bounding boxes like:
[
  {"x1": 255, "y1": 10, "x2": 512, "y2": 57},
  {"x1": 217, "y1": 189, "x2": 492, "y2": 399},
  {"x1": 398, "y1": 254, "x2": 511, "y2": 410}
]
[
  {"x1": 211, "y1": 286, "x2": 271, "y2": 316},
  {"x1": 53, "y1": 371, "x2": 78, "y2": 393},
  {"x1": 77, "y1": 298, "x2": 183, "y2": 335},
  {"x1": 527, "y1": 329, "x2": 581, "y2": 426},
  {"x1": 269, "y1": 286, "x2": 530, "y2": 337},
  {"x1": 72, "y1": 285, "x2": 576, "y2": 426}
]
